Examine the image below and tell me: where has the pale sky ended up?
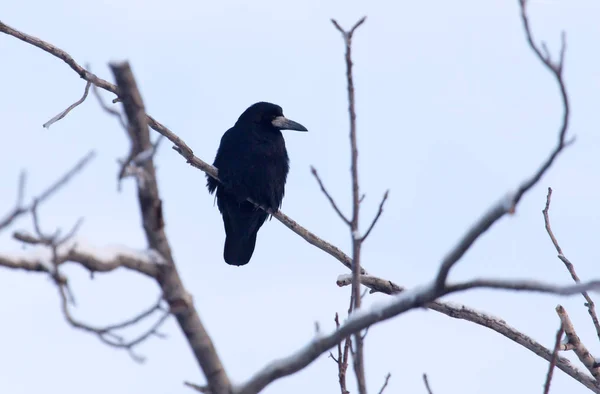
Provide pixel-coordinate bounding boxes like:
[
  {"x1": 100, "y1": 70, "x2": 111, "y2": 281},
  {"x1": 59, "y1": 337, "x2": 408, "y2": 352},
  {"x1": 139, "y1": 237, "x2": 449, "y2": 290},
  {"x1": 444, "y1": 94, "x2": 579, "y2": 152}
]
[{"x1": 1, "y1": 1, "x2": 600, "y2": 393}]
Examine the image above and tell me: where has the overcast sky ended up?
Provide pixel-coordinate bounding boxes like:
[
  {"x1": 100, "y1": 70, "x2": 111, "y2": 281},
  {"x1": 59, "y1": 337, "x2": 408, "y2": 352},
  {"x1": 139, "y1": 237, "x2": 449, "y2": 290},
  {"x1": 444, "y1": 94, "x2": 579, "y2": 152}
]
[{"x1": 1, "y1": 0, "x2": 600, "y2": 393}]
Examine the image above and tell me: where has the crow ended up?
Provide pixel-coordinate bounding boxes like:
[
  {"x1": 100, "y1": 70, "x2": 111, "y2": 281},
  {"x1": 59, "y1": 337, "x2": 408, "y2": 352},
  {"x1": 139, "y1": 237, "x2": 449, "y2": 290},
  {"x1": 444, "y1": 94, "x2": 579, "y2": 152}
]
[{"x1": 207, "y1": 102, "x2": 308, "y2": 266}]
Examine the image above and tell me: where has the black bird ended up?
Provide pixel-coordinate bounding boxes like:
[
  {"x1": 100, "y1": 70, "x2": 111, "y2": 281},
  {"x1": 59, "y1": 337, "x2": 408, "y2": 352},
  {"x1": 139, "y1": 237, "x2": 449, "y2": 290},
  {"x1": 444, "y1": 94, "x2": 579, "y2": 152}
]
[{"x1": 207, "y1": 102, "x2": 308, "y2": 266}]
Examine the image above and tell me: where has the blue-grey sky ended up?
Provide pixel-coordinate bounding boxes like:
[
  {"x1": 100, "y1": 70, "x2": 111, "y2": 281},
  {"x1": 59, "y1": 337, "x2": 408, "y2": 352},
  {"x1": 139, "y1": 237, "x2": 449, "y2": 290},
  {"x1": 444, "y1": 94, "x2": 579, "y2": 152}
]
[{"x1": 1, "y1": 1, "x2": 600, "y2": 393}]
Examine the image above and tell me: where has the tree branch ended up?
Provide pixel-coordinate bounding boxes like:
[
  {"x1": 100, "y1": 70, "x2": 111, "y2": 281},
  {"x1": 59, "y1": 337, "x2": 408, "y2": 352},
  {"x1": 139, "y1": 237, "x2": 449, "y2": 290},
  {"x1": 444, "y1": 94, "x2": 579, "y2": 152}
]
[
  {"x1": 0, "y1": 151, "x2": 95, "y2": 232},
  {"x1": 434, "y1": 0, "x2": 574, "y2": 292},
  {"x1": 543, "y1": 325, "x2": 564, "y2": 394},
  {"x1": 331, "y1": 16, "x2": 368, "y2": 394},
  {"x1": 336, "y1": 273, "x2": 600, "y2": 393},
  {"x1": 556, "y1": 305, "x2": 600, "y2": 381},
  {"x1": 109, "y1": 62, "x2": 231, "y2": 394},
  {"x1": 43, "y1": 80, "x2": 92, "y2": 129},
  {"x1": 311, "y1": 167, "x2": 351, "y2": 225},
  {"x1": 543, "y1": 187, "x2": 600, "y2": 342}
]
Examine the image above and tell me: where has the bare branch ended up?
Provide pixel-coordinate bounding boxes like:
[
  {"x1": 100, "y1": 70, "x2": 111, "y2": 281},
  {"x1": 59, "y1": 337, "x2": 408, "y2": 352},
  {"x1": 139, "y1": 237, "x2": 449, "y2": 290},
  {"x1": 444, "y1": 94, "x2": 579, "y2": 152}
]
[
  {"x1": 445, "y1": 278, "x2": 600, "y2": 296},
  {"x1": 543, "y1": 187, "x2": 600, "y2": 341},
  {"x1": 93, "y1": 83, "x2": 128, "y2": 130},
  {"x1": 336, "y1": 273, "x2": 600, "y2": 393},
  {"x1": 434, "y1": 0, "x2": 573, "y2": 291},
  {"x1": 331, "y1": 16, "x2": 368, "y2": 394},
  {"x1": 360, "y1": 190, "x2": 389, "y2": 242},
  {"x1": 237, "y1": 276, "x2": 600, "y2": 394},
  {"x1": 43, "y1": 80, "x2": 92, "y2": 128},
  {"x1": 55, "y1": 286, "x2": 169, "y2": 362},
  {"x1": 377, "y1": 373, "x2": 391, "y2": 394},
  {"x1": 423, "y1": 373, "x2": 434, "y2": 394},
  {"x1": 4, "y1": 232, "x2": 162, "y2": 277},
  {"x1": 0, "y1": 151, "x2": 95, "y2": 231},
  {"x1": 543, "y1": 325, "x2": 564, "y2": 394},
  {"x1": 310, "y1": 167, "x2": 351, "y2": 225},
  {"x1": 556, "y1": 305, "x2": 600, "y2": 380},
  {"x1": 109, "y1": 62, "x2": 231, "y2": 394},
  {"x1": 184, "y1": 382, "x2": 210, "y2": 393}
]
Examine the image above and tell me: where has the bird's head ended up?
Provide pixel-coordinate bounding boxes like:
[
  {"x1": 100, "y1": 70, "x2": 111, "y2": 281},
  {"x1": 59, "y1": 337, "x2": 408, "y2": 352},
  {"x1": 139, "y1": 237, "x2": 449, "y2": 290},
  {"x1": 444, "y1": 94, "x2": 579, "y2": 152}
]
[{"x1": 236, "y1": 102, "x2": 308, "y2": 132}]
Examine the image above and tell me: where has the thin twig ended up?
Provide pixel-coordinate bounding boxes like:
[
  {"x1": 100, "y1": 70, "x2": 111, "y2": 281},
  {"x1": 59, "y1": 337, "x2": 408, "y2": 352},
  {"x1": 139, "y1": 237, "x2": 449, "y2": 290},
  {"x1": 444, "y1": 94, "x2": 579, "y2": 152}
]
[
  {"x1": 43, "y1": 80, "x2": 92, "y2": 128},
  {"x1": 423, "y1": 373, "x2": 434, "y2": 394},
  {"x1": 0, "y1": 151, "x2": 95, "y2": 231},
  {"x1": 542, "y1": 187, "x2": 600, "y2": 341},
  {"x1": 311, "y1": 167, "x2": 351, "y2": 225},
  {"x1": 361, "y1": 190, "x2": 389, "y2": 242},
  {"x1": 377, "y1": 373, "x2": 391, "y2": 394},
  {"x1": 543, "y1": 325, "x2": 564, "y2": 394}
]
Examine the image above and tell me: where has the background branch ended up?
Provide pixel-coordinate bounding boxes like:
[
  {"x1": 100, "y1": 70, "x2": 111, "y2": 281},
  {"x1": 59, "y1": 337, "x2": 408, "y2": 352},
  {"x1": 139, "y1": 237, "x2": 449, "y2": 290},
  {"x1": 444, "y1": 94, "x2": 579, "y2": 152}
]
[{"x1": 543, "y1": 187, "x2": 600, "y2": 341}]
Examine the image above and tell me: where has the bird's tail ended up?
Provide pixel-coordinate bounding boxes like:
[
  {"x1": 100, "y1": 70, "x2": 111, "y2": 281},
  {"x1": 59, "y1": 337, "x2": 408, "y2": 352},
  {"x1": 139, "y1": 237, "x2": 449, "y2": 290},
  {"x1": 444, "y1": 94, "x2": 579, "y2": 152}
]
[{"x1": 222, "y1": 207, "x2": 268, "y2": 266}]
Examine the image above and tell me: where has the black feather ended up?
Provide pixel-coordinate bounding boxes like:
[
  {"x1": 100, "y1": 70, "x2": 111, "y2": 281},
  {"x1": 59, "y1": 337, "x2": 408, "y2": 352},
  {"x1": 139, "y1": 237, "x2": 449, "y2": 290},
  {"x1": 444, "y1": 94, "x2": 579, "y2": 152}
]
[{"x1": 207, "y1": 102, "x2": 307, "y2": 266}]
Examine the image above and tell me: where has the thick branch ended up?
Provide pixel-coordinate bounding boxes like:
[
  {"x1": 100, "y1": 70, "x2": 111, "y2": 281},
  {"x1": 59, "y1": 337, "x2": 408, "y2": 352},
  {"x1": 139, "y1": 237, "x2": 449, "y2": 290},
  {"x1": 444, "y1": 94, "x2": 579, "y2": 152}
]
[
  {"x1": 556, "y1": 305, "x2": 600, "y2": 380},
  {"x1": 336, "y1": 273, "x2": 600, "y2": 393},
  {"x1": 109, "y1": 63, "x2": 231, "y2": 394}
]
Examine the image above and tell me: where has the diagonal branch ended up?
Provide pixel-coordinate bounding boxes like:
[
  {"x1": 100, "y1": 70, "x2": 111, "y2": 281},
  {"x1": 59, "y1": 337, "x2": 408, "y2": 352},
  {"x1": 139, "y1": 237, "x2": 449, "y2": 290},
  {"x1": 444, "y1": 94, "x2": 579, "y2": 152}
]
[
  {"x1": 43, "y1": 80, "x2": 92, "y2": 129},
  {"x1": 236, "y1": 278, "x2": 600, "y2": 394},
  {"x1": 360, "y1": 190, "x2": 389, "y2": 242},
  {"x1": 543, "y1": 325, "x2": 564, "y2": 394},
  {"x1": 109, "y1": 62, "x2": 231, "y2": 394},
  {"x1": 434, "y1": 0, "x2": 573, "y2": 291},
  {"x1": 0, "y1": 151, "x2": 95, "y2": 231},
  {"x1": 336, "y1": 273, "x2": 599, "y2": 393},
  {"x1": 543, "y1": 187, "x2": 600, "y2": 342},
  {"x1": 556, "y1": 305, "x2": 600, "y2": 380},
  {"x1": 311, "y1": 167, "x2": 351, "y2": 225}
]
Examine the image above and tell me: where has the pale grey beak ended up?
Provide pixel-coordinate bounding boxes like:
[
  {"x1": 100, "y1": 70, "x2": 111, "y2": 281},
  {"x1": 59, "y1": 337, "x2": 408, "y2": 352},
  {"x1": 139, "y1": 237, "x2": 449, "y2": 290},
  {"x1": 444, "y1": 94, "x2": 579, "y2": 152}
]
[{"x1": 272, "y1": 116, "x2": 308, "y2": 132}]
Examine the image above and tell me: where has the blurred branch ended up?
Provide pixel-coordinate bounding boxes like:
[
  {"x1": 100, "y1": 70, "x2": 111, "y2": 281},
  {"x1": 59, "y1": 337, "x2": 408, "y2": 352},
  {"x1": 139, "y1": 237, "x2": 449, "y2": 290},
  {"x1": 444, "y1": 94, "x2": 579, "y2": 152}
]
[
  {"x1": 377, "y1": 373, "x2": 391, "y2": 394},
  {"x1": 434, "y1": 0, "x2": 574, "y2": 292},
  {"x1": 3, "y1": 231, "x2": 162, "y2": 277},
  {"x1": 543, "y1": 187, "x2": 600, "y2": 341},
  {"x1": 423, "y1": 374, "x2": 434, "y2": 394},
  {"x1": 109, "y1": 62, "x2": 231, "y2": 394},
  {"x1": 543, "y1": 325, "x2": 564, "y2": 394},
  {"x1": 0, "y1": 151, "x2": 95, "y2": 232},
  {"x1": 43, "y1": 80, "x2": 92, "y2": 129}
]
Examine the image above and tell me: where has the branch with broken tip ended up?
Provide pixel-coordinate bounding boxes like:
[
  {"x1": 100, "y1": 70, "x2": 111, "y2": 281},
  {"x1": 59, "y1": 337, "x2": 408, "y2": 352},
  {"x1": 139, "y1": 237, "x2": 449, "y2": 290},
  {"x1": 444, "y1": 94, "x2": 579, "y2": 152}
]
[
  {"x1": 556, "y1": 305, "x2": 600, "y2": 380},
  {"x1": 336, "y1": 273, "x2": 600, "y2": 392},
  {"x1": 433, "y1": 0, "x2": 574, "y2": 292},
  {"x1": 543, "y1": 187, "x2": 600, "y2": 342}
]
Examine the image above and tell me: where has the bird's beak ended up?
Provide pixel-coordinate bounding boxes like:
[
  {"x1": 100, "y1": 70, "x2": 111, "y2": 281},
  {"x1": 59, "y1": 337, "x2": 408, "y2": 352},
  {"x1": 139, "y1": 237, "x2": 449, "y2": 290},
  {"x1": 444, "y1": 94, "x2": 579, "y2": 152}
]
[{"x1": 272, "y1": 116, "x2": 308, "y2": 132}]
